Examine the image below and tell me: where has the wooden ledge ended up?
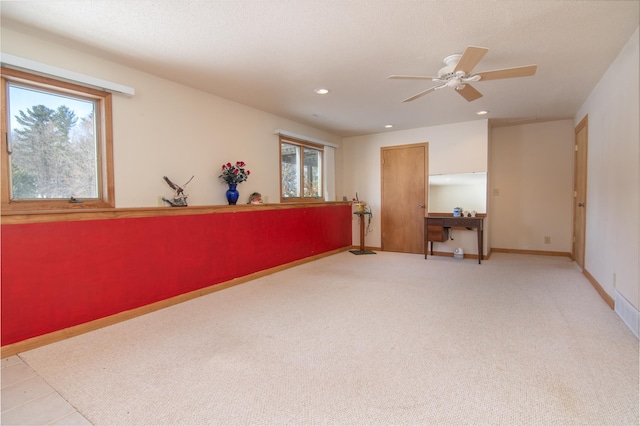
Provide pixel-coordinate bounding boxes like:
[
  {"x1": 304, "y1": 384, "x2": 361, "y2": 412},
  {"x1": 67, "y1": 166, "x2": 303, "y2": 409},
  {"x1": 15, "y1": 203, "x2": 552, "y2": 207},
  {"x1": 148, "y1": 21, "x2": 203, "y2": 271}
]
[{"x1": 1, "y1": 201, "x2": 350, "y2": 225}]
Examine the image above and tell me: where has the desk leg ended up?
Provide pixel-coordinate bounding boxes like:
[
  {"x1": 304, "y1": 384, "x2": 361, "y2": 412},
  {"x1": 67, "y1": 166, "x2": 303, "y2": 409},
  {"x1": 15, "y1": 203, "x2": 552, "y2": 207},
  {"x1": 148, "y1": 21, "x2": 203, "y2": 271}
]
[
  {"x1": 477, "y1": 228, "x2": 483, "y2": 264},
  {"x1": 424, "y1": 236, "x2": 428, "y2": 259}
]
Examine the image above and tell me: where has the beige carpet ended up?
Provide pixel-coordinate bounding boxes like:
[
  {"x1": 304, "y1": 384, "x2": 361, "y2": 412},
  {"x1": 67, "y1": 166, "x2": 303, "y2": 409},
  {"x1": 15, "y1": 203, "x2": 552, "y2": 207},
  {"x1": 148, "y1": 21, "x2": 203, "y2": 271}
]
[{"x1": 18, "y1": 252, "x2": 639, "y2": 425}]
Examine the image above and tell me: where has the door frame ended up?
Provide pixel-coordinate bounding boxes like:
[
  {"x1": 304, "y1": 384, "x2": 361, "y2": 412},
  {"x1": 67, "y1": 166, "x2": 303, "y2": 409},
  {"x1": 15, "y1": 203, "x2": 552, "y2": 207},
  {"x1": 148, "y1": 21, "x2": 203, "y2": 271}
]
[
  {"x1": 380, "y1": 142, "x2": 429, "y2": 253},
  {"x1": 573, "y1": 115, "x2": 588, "y2": 269}
]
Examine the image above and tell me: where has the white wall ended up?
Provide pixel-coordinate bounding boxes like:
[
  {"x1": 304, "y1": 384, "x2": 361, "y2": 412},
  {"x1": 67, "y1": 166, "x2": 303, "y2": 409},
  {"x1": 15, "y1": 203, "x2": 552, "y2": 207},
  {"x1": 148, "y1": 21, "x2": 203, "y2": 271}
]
[
  {"x1": 490, "y1": 120, "x2": 575, "y2": 252},
  {"x1": 1, "y1": 27, "x2": 341, "y2": 207},
  {"x1": 575, "y1": 27, "x2": 639, "y2": 311},
  {"x1": 342, "y1": 120, "x2": 489, "y2": 254}
]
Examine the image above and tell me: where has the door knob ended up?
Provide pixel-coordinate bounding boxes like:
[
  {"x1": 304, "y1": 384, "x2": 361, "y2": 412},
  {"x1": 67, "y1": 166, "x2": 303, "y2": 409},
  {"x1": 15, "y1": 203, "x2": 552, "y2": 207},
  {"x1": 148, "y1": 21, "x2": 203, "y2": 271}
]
[
  {"x1": 418, "y1": 204, "x2": 424, "y2": 208},
  {"x1": 578, "y1": 202, "x2": 585, "y2": 207}
]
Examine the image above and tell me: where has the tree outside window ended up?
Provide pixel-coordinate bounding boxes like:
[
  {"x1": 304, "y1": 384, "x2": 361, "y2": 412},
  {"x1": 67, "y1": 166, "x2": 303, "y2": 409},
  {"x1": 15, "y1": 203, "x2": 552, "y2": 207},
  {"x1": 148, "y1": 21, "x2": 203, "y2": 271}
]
[
  {"x1": 280, "y1": 136, "x2": 323, "y2": 202},
  {"x1": 1, "y1": 67, "x2": 114, "y2": 210}
]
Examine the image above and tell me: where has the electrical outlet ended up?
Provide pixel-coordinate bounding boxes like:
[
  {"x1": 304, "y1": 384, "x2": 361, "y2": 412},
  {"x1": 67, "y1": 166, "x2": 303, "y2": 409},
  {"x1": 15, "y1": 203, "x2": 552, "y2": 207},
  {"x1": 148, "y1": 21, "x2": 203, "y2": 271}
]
[
  {"x1": 544, "y1": 236, "x2": 551, "y2": 244},
  {"x1": 493, "y1": 188, "x2": 500, "y2": 196}
]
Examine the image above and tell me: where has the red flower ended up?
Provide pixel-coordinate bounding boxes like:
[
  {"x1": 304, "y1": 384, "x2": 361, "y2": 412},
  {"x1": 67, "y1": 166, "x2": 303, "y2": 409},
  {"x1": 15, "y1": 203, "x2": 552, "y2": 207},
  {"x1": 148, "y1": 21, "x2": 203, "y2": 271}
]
[{"x1": 219, "y1": 161, "x2": 250, "y2": 184}]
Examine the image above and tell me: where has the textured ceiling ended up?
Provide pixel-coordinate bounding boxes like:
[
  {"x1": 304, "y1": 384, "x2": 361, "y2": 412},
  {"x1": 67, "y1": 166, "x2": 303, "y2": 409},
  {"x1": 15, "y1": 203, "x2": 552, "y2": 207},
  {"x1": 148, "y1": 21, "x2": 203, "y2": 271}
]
[{"x1": 1, "y1": 1, "x2": 638, "y2": 137}]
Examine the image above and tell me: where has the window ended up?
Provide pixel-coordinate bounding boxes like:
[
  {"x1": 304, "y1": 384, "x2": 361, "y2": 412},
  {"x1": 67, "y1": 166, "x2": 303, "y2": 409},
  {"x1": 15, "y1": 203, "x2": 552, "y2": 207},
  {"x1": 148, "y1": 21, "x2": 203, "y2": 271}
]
[
  {"x1": 280, "y1": 135, "x2": 323, "y2": 202},
  {"x1": 1, "y1": 67, "x2": 114, "y2": 210}
]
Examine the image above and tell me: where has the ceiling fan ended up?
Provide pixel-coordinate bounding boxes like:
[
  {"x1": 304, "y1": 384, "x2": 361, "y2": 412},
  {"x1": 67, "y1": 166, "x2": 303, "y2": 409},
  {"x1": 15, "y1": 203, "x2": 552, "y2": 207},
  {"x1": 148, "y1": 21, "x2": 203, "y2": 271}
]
[{"x1": 388, "y1": 46, "x2": 537, "y2": 103}]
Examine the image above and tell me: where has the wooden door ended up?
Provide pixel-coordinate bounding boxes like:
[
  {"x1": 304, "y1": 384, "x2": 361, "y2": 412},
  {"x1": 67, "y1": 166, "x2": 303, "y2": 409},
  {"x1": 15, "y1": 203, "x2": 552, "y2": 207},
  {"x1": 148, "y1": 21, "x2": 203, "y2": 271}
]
[
  {"x1": 381, "y1": 143, "x2": 428, "y2": 253},
  {"x1": 573, "y1": 115, "x2": 588, "y2": 269}
]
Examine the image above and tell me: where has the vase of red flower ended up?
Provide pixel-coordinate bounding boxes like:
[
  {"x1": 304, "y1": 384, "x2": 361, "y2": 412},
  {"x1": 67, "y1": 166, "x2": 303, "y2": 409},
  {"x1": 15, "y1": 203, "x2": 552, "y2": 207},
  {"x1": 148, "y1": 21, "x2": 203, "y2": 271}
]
[
  {"x1": 219, "y1": 161, "x2": 250, "y2": 205},
  {"x1": 226, "y1": 183, "x2": 239, "y2": 205}
]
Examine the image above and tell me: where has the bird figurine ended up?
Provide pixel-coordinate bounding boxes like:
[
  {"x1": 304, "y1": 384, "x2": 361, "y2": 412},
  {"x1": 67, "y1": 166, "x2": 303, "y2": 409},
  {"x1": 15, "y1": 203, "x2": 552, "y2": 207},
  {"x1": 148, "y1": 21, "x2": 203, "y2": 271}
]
[{"x1": 162, "y1": 175, "x2": 194, "y2": 207}]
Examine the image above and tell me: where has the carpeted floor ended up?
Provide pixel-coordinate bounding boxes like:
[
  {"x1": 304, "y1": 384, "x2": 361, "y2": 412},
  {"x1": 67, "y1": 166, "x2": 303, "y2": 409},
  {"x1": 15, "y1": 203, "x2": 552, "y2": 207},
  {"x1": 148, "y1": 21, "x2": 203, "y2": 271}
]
[{"x1": 17, "y1": 252, "x2": 640, "y2": 425}]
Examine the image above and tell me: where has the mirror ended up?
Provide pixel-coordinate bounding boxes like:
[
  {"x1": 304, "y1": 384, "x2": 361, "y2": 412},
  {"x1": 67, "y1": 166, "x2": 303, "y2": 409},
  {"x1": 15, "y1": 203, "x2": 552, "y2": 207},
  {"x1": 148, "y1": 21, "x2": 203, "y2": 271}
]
[{"x1": 428, "y1": 172, "x2": 487, "y2": 213}]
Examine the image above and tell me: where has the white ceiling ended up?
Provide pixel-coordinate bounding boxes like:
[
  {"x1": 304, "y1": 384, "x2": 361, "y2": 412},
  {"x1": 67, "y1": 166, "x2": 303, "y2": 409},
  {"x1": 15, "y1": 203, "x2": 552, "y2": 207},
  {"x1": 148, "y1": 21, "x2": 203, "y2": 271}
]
[{"x1": 1, "y1": 1, "x2": 638, "y2": 137}]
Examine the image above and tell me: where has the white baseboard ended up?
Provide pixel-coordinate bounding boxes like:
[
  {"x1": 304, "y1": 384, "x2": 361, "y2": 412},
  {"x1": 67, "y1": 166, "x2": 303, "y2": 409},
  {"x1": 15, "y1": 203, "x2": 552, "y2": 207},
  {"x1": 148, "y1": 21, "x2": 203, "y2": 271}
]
[{"x1": 615, "y1": 290, "x2": 640, "y2": 339}]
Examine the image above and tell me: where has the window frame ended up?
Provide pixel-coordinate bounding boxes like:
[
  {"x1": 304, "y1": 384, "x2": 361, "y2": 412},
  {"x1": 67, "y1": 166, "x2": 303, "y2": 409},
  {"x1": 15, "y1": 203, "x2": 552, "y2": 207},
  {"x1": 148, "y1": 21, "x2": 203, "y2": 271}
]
[
  {"x1": 1, "y1": 67, "x2": 115, "y2": 211},
  {"x1": 279, "y1": 135, "x2": 324, "y2": 203}
]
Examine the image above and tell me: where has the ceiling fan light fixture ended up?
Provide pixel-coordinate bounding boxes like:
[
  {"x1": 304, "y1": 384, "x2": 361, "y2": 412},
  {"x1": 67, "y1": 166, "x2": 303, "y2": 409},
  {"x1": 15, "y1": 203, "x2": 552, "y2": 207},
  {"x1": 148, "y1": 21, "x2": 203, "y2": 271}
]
[
  {"x1": 443, "y1": 54, "x2": 462, "y2": 66},
  {"x1": 384, "y1": 124, "x2": 394, "y2": 128},
  {"x1": 389, "y1": 46, "x2": 537, "y2": 104},
  {"x1": 476, "y1": 110, "x2": 489, "y2": 115},
  {"x1": 437, "y1": 54, "x2": 462, "y2": 78}
]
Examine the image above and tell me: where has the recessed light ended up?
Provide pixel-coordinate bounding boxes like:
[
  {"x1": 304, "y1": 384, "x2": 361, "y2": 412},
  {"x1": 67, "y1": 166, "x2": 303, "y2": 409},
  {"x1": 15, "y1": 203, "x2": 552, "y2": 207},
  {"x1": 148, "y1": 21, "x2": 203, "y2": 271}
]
[
  {"x1": 384, "y1": 124, "x2": 394, "y2": 128},
  {"x1": 314, "y1": 88, "x2": 330, "y2": 95},
  {"x1": 477, "y1": 110, "x2": 489, "y2": 115}
]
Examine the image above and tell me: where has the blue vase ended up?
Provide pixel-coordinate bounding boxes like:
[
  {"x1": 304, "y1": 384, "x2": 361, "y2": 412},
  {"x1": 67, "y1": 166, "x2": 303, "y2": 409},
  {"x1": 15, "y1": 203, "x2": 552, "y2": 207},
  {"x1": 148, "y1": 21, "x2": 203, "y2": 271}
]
[{"x1": 226, "y1": 183, "x2": 239, "y2": 205}]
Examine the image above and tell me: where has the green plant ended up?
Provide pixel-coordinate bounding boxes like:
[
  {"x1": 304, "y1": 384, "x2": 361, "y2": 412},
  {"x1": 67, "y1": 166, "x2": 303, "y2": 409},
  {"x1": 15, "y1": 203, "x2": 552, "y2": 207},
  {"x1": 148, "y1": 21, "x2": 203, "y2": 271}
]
[
  {"x1": 363, "y1": 205, "x2": 373, "y2": 234},
  {"x1": 353, "y1": 192, "x2": 373, "y2": 234}
]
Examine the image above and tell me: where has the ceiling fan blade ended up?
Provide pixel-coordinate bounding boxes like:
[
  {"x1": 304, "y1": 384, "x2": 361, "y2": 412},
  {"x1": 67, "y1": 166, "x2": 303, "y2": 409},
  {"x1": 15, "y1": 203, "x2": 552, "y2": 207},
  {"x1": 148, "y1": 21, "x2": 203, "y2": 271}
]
[
  {"x1": 456, "y1": 84, "x2": 483, "y2": 102},
  {"x1": 388, "y1": 74, "x2": 440, "y2": 80},
  {"x1": 454, "y1": 46, "x2": 489, "y2": 74},
  {"x1": 402, "y1": 85, "x2": 440, "y2": 102},
  {"x1": 475, "y1": 65, "x2": 537, "y2": 81}
]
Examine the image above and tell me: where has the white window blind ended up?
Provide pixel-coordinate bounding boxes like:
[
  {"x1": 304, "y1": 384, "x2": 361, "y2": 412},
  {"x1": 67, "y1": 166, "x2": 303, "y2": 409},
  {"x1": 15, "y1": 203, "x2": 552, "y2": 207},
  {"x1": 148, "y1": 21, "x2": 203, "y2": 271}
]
[{"x1": 1, "y1": 53, "x2": 135, "y2": 96}]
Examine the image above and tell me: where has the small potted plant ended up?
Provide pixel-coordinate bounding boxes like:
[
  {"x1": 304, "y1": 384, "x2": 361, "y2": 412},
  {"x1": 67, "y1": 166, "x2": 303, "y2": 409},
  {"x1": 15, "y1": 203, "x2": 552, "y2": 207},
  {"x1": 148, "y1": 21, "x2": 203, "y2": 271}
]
[{"x1": 352, "y1": 193, "x2": 367, "y2": 213}]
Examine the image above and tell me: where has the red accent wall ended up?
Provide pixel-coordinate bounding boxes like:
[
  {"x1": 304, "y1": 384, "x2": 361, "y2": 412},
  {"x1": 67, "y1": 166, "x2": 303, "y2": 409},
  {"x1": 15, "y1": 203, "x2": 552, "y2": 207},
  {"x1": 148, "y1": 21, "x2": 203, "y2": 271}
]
[{"x1": 1, "y1": 205, "x2": 351, "y2": 346}]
